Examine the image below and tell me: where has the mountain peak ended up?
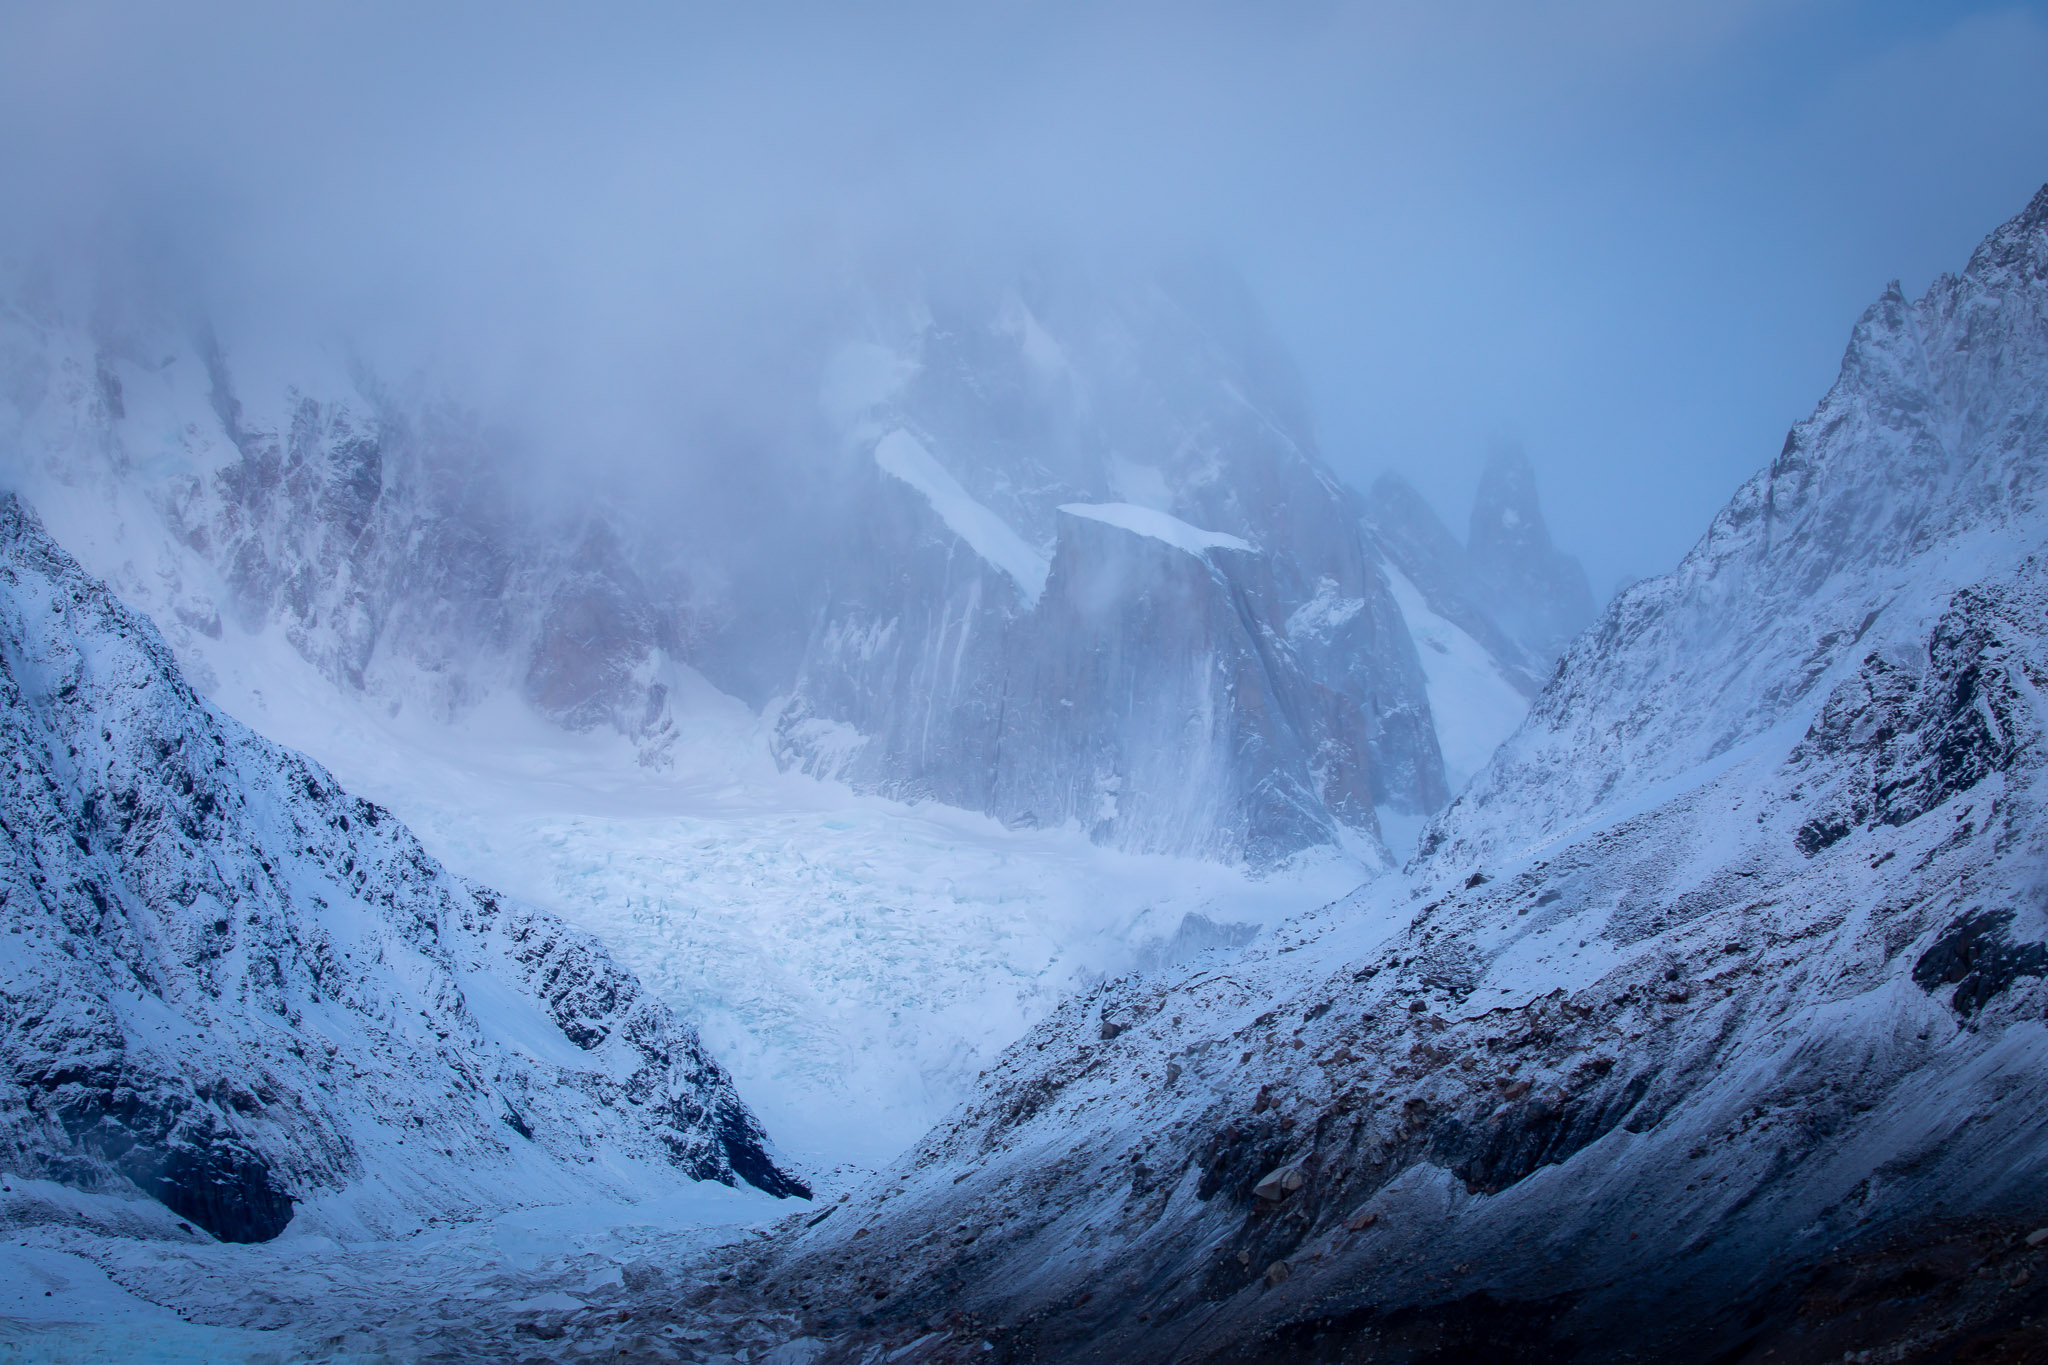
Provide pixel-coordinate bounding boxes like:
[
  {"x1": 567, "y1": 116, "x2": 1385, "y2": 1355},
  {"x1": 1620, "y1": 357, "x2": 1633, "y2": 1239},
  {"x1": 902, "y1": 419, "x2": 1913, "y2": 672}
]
[
  {"x1": 1464, "y1": 445, "x2": 1595, "y2": 665},
  {"x1": 1964, "y1": 181, "x2": 2048, "y2": 281}
]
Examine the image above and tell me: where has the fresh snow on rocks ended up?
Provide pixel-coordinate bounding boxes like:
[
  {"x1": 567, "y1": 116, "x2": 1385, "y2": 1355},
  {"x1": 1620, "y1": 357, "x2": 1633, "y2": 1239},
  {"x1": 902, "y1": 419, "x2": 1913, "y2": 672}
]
[
  {"x1": 1056, "y1": 502, "x2": 1256, "y2": 557},
  {"x1": 874, "y1": 429, "x2": 1051, "y2": 602},
  {"x1": 0, "y1": 495, "x2": 805, "y2": 1255}
]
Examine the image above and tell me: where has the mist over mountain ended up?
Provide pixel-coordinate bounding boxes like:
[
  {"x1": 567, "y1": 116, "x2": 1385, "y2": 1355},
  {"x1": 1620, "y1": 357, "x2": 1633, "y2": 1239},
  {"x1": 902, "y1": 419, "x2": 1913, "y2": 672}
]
[
  {"x1": 1, "y1": 252, "x2": 1592, "y2": 867},
  {"x1": 1, "y1": 5, "x2": 2046, "y2": 1363}
]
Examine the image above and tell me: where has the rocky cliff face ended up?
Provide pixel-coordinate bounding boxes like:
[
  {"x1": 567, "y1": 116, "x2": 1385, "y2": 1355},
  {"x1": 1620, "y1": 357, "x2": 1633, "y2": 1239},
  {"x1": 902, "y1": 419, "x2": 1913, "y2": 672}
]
[
  {"x1": 772, "y1": 267, "x2": 1568, "y2": 861},
  {"x1": 988, "y1": 508, "x2": 1377, "y2": 863},
  {"x1": 0, "y1": 301, "x2": 696, "y2": 763},
  {"x1": 676, "y1": 187, "x2": 2048, "y2": 1364},
  {"x1": 0, "y1": 495, "x2": 804, "y2": 1245},
  {"x1": 771, "y1": 454, "x2": 1425, "y2": 862}
]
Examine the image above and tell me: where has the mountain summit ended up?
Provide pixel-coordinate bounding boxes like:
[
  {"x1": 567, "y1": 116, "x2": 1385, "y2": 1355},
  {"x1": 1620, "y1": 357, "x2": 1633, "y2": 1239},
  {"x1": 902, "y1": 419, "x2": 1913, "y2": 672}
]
[{"x1": 1466, "y1": 444, "x2": 1596, "y2": 666}]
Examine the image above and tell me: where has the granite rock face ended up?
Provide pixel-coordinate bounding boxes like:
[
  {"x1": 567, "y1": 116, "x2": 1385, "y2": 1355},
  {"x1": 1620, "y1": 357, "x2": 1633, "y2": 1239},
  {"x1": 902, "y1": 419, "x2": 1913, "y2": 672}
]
[
  {"x1": 0, "y1": 496, "x2": 804, "y2": 1243},
  {"x1": 771, "y1": 268, "x2": 1567, "y2": 861}
]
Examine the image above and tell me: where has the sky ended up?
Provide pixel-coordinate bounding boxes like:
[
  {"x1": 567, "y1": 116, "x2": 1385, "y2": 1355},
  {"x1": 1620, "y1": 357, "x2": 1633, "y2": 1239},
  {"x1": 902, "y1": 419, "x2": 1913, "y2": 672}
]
[{"x1": 2, "y1": 1, "x2": 2045, "y2": 593}]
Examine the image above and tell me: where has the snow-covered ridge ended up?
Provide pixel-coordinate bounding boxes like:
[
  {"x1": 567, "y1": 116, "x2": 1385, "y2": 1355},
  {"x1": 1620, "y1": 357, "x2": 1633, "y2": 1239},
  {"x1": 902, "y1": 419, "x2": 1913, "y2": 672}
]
[
  {"x1": 0, "y1": 493, "x2": 805, "y2": 1245},
  {"x1": 1056, "y1": 501, "x2": 1254, "y2": 557},
  {"x1": 1422, "y1": 181, "x2": 2048, "y2": 876},
  {"x1": 874, "y1": 429, "x2": 1050, "y2": 601}
]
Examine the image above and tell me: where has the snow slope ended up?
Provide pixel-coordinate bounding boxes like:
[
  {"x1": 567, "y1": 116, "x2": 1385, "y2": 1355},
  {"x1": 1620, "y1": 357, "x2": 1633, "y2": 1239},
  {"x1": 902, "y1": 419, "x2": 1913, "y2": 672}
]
[
  {"x1": 1056, "y1": 502, "x2": 1255, "y2": 557},
  {"x1": 1381, "y1": 561, "x2": 1529, "y2": 792},
  {"x1": 875, "y1": 430, "x2": 1050, "y2": 602},
  {"x1": 0, "y1": 495, "x2": 806, "y2": 1257}
]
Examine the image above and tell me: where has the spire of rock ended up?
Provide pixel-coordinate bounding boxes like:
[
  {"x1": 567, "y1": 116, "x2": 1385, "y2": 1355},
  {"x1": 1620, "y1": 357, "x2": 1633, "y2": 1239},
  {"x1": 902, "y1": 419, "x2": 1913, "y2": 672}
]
[{"x1": 1464, "y1": 444, "x2": 1595, "y2": 665}]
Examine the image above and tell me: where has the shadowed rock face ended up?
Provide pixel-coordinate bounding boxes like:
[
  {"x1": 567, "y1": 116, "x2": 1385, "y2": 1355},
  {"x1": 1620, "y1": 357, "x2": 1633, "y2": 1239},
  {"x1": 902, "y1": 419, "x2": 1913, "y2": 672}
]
[
  {"x1": 0, "y1": 495, "x2": 804, "y2": 1240},
  {"x1": 769, "y1": 267, "x2": 1567, "y2": 864},
  {"x1": 989, "y1": 510, "x2": 1377, "y2": 862}
]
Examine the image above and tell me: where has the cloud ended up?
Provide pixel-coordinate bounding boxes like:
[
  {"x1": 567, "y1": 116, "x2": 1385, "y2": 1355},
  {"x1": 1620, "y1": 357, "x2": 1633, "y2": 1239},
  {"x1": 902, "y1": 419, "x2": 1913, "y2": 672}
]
[{"x1": 2, "y1": 1, "x2": 2042, "y2": 591}]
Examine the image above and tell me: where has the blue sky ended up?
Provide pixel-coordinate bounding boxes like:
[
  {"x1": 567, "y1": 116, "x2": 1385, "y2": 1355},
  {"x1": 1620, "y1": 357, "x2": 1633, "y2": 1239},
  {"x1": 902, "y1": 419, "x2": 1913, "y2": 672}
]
[{"x1": 3, "y1": 2, "x2": 2044, "y2": 592}]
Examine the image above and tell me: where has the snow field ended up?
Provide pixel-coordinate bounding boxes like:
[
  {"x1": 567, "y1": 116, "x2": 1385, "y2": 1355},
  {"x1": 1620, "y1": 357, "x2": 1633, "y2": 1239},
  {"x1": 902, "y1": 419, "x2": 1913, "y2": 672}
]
[
  {"x1": 1380, "y1": 562, "x2": 1530, "y2": 791},
  {"x1": 1057, "y1": 501, "x2": 1255, "y2": 557}
]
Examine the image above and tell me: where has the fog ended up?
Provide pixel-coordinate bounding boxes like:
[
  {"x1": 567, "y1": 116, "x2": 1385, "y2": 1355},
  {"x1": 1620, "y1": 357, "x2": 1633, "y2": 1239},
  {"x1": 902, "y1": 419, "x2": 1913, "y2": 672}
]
[{"x1": 4, "y1": 0, "x2": 2046, "y2": 591}]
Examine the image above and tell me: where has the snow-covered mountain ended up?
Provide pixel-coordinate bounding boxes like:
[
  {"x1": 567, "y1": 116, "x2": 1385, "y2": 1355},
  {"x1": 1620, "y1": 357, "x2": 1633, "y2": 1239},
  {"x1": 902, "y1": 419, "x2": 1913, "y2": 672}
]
[
  {"x1": 664, "y1": 187, "x2": 2048, "y2": 1362},
  {"x1": 0, "y1": 494, "x2": 805, "y2": 1248},
  {"x1": 0, "y1": 260, "x2": 1586, "y2": 868},
  {"x1": 0, "y1": 162, "x2": 2039, "y2": 1365},
  {"x1": 772, "y1": 269, "x2": 1426, "y2": 864},
  {"x1": 1427, "y1": 184, "x2": 2048, "y2": 876}
]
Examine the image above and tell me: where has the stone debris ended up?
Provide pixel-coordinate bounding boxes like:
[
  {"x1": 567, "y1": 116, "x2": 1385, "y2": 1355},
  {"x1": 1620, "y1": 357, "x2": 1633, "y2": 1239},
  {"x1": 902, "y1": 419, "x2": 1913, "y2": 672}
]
[{"x1": 1253, "y1": 1164, "x2": 1305, "y2": 1201}]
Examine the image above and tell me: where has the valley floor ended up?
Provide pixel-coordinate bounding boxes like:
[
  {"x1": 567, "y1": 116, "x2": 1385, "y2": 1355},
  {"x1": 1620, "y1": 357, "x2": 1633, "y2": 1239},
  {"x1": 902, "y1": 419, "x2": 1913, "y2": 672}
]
[{"x1": 0, "y1": 1171, "x2": 795, "y2": 1363}]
